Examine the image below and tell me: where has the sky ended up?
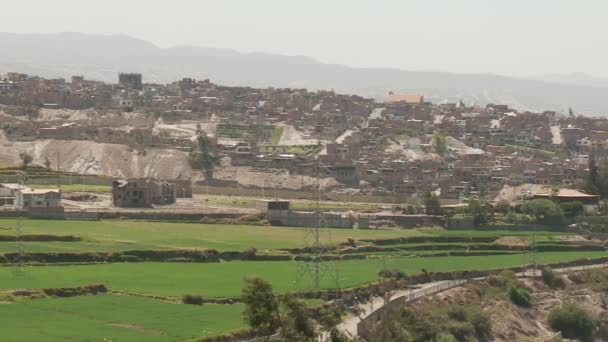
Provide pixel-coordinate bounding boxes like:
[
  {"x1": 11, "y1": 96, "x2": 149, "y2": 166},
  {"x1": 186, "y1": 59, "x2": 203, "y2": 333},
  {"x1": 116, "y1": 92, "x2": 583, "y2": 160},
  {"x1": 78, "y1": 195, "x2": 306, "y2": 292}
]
[{"x1": 2, "y1": 0, "x2": 608, "y2": 77}]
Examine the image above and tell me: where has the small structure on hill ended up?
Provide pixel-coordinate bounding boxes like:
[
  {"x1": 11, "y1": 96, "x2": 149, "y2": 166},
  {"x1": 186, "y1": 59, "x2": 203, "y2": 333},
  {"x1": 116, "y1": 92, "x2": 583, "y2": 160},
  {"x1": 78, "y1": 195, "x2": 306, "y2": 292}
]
[
  {"x1": 532, "y1": 189, "x2": 599, "y2": 213},
  {"x1": 112, "y1": 178, "x2": 176, "y2": 208},
  {"x1": 258, "y1": 199, "x2": 368, "y2": 229}
]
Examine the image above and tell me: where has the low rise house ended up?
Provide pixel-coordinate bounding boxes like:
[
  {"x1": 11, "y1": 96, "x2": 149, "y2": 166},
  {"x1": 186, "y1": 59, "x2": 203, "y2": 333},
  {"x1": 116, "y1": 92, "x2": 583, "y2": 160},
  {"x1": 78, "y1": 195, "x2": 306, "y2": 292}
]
[
  {"x1": 16, "y1": 189, "x2": 62, "y2": 208},
  {"x1": 112, "y1": 178, "x2": 176, "y2": 208},
  {"x1": 0, "y1": 183, "x2": 31, "y2": 208}
]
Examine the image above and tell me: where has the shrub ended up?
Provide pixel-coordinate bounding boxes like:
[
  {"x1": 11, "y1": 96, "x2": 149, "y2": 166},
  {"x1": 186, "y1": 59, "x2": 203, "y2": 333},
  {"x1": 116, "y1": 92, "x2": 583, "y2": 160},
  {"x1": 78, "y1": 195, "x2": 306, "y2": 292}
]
[
  {"x1": 118, "y1": 255, "x2": 141, "y2": 263},
  {"x1": 541, "y1": 267, "x2": 566, "y2": 289},
  {"x1": 522, "y1": 199, "x2": 564, "y2": 225},
  {"x1": 561, "y1": 201, "x2": 584, "y2": 218},
  {"x1": 469, "y1": 308, "x2": 492, "y2": 338},
  {"x1": 548, "y1": 304, "x2": 596, "y2": 341},
  {"x1": 509, "y1": 286, "x2": 531, "y2": 307},
  {"x1": 378, "y1": 269, "x2": 407, "y2": 280},
  {"x1": 182, "y1": 294, "x2": 204, "y2": 305}
]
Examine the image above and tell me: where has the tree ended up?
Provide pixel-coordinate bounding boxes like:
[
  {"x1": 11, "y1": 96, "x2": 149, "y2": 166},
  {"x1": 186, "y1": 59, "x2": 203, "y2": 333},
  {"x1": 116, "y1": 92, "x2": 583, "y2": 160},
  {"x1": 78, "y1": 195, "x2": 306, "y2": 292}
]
[
  {"x1": 586, "y1": 152, "x2": 600, "y2": 195},
  {"x1": 561, "y1": 201, "x2": 584, "y2": 219},
  {"x1": 242, "y1": 277, "x2": 279, "y2": 334},
  {"x1": 432, "y1": 131, "x2": 448, "y2": 155},
  {"x1": 189, "y1": 132, "x2": 220, "y2": 180},
  {"x1": 423, "y1": 192, "x2": 442, "y2": 216},
  {"x1": 523, "y1": 199, "x2": 564, "y2": 225},
  {"x1": 468, "y1": 199, "x2": 488, "y2": 227},
  {"x1": 548, "y1": 304, "x2": 596, "y2": 342},
  {"x1": 19, "y1": 151, "x2": 33, "y2": 170},
  {"x1": 279, "y1": 295, "x2": 316, "y2": 341},
  {"x1": 495, "y1": 200, "x2": 511, "y2": 214},
  {"x1": 44, "y1": 156, "x2": 52, "y2": 170}
]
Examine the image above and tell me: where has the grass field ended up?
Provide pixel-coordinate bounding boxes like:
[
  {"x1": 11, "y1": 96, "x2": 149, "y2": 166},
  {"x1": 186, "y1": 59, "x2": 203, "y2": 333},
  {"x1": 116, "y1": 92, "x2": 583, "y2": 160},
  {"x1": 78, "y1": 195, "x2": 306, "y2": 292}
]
[
  {"x1": 0, "y1": 217, "x2": 601, "y2": 342},
  {"x1": 0, "y1": 295, "x2": 246, "y2": 342},
  {"x1": 0, "y1": 219, "x2": 572, "y2": 253},
  {"x1": 30, "y1": 184, "x2": 112, "y2": 193},
  {"x1": 208, "y1": 197, "x2": 381, "y2": 212},
  {"x1": 2, "y1": 251, "x2": 606, "y2": 298},
  {"x1": 0, "y1": 219, "x2": 429, "y2": 252}
]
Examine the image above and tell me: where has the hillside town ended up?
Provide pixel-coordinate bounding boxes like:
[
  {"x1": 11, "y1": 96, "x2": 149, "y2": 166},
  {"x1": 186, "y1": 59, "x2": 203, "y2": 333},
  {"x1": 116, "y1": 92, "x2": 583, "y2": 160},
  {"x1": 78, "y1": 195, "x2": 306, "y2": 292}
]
[{"x1": 1, "y1": 72, "x2": 606, "y2": 209}]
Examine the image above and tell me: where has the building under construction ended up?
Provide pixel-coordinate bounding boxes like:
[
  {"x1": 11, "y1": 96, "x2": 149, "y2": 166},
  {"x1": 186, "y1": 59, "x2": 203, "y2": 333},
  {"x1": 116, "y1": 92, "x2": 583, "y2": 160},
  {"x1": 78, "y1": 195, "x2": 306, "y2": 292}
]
[{"x1": 112, "y1": 178, "x2": 176, "y2": 208}]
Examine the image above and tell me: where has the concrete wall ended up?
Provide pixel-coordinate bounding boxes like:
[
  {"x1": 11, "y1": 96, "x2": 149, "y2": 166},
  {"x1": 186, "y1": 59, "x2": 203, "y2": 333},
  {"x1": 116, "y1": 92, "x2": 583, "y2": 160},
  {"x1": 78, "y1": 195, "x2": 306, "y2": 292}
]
[
  {"x1": 267, "y1": 210, "x2": 369, "y2": 229},
  {"x1": 375, "y1": 214, "x2": 444, "y2": 228}
]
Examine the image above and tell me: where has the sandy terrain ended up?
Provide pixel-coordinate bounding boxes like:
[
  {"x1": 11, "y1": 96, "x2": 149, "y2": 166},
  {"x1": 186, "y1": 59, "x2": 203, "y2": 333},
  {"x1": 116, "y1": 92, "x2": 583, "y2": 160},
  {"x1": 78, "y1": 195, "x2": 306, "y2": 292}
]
[{"x1": 0, "y1": 136, "x2": 196, "y2": 179}]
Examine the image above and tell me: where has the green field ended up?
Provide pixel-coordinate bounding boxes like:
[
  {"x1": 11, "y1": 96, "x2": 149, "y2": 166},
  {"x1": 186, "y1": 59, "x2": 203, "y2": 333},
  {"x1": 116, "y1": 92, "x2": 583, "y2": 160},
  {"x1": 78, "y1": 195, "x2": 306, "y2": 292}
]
[
  {"x1": 3, "y1": 251, "x2": 606, "y2": 298},
  {"x1": 0, "y1": 295, "x2": 245, "y2": 342},
  {"x1": 0, "y1": 218, "x2": 600, "y2": 341},
  {"x1": 208, "y1": 197, "x2": 380, "y2": 212},
  {"x1": 0, "y1": 219, "x2": 428, "y2": 252},
  {"x1": 0, "y1": 219, "x2": 572, "y2": 254}
]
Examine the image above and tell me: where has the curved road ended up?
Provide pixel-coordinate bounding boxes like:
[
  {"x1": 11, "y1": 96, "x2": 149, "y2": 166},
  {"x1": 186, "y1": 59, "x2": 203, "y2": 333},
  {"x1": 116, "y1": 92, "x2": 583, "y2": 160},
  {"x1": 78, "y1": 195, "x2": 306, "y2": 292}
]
[{"x1": 335, "y1": 262, "x2": 608, "y2": 339}]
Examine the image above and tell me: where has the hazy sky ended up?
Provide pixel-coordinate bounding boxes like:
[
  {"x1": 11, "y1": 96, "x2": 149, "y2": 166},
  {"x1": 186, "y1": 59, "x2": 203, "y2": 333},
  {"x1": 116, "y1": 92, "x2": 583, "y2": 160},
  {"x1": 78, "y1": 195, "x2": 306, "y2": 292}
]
[{"x1": 2, "y1": 0, "x2": 608, "y2": 77}]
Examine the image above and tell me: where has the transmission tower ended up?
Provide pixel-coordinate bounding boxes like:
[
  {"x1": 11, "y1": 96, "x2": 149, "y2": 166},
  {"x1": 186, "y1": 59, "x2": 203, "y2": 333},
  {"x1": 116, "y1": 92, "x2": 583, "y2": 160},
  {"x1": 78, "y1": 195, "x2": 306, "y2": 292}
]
[
  {"x1": 296, "y1": 143, "x2": 340, "y2": 292},
  {"x1": 13, "y1": 171, "x2": 25, "y2": 275}
]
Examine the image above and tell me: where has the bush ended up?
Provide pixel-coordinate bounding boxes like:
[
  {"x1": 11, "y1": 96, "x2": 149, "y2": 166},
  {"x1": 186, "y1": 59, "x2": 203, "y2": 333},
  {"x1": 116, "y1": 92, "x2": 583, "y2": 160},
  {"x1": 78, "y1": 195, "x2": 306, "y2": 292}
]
[
  {"x1": 118, "y1": 255, "x2": 141, "y2": 263},
  {"x1": 541, "y1": 267, "x2": 566, "y2": 289},
  {"x1": 378, "y1": 269, "x2": 407, "y2": 280},
  {"x1": 548, "y1": 304, "x2": 596, "y2": 341},
  {"x1": 182, "y1": 294, "x2": 204, "y2": 305},
  {"x1": 509, "y1": 286, "x2": 531, "y2": 307},
  {"x1": 561, "y1": 201, "x2": 584, "y2": 218},
  {"x1": 523, "y1": 199, "x2": 564, "y2": 225},
  {"x1": 469, "y1": 308, "x2": 492, "y2": 338}
]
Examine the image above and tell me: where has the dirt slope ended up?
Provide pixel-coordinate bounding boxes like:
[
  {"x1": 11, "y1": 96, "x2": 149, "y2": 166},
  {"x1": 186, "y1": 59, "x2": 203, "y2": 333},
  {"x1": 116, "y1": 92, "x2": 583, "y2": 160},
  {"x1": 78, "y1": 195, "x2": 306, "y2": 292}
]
[{"x1": 0, "y1": 137, "x2": 195, "y2": 179}]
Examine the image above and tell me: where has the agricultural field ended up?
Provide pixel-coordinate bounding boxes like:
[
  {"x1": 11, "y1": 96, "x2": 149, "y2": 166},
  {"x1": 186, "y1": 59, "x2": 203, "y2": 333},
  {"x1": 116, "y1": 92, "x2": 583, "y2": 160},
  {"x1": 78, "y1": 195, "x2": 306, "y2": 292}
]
[
  {"x1": 1, "y1": 295, "x2": 246, "y2": 342},
  {"x1": 2, "y1": 251, "x2": 606, "y2": 299},
  {"x1": 30, "y1": 183, "x2": 112, "y2": 193},
  {"x1": 1, "y1": 218, "x2": 606, "y2": 341},
  {"x1": 207, "y1": 197, "x2": 381, "y2": 212},
  {"x1": 0, "y1": 219, "x2": 428, "y2": 253}
]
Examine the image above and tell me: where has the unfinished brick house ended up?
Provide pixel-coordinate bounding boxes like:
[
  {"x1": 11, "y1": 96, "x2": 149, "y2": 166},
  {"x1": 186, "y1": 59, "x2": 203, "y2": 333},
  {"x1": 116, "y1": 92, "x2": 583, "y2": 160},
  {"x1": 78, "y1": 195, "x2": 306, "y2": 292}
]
[{"x1": 112, "y1": 178, "x2": 176, "y2": 208}]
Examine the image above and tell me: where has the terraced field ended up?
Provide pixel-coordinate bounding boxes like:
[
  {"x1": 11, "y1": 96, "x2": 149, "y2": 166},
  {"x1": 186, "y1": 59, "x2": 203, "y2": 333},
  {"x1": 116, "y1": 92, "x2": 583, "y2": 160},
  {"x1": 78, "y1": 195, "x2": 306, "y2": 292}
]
[{"x1": 1, "y1": 218, "x2": 605, "y2": 341}]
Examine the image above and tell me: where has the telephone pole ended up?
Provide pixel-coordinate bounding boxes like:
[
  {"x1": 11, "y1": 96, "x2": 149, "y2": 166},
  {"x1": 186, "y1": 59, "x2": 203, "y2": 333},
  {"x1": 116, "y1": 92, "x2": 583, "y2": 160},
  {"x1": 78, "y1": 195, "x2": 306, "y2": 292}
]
[{"x1": 56, "y1": 152, "x2": 61, "y2": 188}]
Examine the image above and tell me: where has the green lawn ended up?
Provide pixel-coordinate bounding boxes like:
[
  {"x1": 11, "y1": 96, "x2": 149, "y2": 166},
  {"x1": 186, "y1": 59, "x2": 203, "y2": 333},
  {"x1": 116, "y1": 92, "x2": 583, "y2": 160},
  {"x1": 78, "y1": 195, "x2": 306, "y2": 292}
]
[
  {"x1": 2, "y1": 252, "x2": 605, "y2": 298},
  {"x1": 0, "y1": 219, "x2": 427, "y2": 253},
  {"x1": 0, "y1": 295, "x2": 245, "y2": 342}
]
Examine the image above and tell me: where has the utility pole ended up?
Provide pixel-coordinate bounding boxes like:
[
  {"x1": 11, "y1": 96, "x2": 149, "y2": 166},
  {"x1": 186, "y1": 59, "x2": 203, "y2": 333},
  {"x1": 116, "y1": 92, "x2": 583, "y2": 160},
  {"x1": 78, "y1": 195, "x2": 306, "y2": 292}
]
[
  {"x1": 14, "y1": 171, "x2": 25, "y2": 275},
  {"x1": 532, "y1": 220, "x2": 538, "y2": 277},
  {"x1": 314, "y1": 151, "x2": 320, "y2": 289},
  {"x1": 56, "y1": 152, "x2": 61, "y2": 189}
]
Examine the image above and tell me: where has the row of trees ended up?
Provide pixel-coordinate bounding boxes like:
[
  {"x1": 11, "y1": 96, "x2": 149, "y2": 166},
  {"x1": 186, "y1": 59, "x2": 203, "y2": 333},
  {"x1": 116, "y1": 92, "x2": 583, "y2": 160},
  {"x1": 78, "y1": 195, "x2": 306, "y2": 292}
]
[
  {"x1": 423, "y1": 190, "x2": 584, "y2": 227},
  {"x1": 242, "y1": 277, "x2": 351, "y2": 342}
]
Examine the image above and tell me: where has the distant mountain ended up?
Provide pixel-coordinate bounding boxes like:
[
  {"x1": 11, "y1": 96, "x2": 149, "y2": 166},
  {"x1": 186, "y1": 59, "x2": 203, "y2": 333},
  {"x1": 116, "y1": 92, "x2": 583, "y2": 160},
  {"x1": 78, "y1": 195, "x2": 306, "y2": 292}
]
[
  {"x1": 530, "y1": 72, "x2": 608, "y2": 88},
  {"x1": 1, "y1": 32, "x2": 607, "y2": 115}
]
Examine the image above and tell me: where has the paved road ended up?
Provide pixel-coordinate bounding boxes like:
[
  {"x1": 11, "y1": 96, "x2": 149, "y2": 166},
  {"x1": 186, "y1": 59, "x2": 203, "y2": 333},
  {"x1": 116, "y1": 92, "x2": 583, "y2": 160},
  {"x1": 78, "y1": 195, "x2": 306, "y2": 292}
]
[{"x1": 335, "y1": 261, "x2": 608, "y2": 339}]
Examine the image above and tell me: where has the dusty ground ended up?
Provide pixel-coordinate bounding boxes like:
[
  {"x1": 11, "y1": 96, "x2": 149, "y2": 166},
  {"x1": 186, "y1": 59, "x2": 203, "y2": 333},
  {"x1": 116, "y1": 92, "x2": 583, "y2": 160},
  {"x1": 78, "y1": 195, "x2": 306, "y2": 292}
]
[
  {"x1": 0, "y1": 135, "x2": 196, "y2": 179},
  {"x1": 413, "y1": 273, "x2": 608, "y2": 342},
  {"x1": 213, "y1": 166, "x2": 340, "y2": 190}
]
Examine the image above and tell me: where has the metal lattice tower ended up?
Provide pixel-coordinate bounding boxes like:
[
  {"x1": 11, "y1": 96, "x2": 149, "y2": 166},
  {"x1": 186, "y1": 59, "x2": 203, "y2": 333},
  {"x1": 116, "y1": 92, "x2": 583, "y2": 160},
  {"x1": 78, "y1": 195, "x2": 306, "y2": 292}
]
[
  {"x1": 296, "y1": 143, "x2": 340, "y2": 291},
  {"x1": 13, "y1": 172, "x2": 25, "y2": 275}
]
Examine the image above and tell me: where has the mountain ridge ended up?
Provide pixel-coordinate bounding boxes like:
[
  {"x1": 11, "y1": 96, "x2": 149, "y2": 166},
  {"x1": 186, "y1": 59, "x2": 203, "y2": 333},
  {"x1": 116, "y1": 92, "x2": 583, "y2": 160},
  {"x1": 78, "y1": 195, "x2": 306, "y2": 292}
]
[{"x1": 1, "y1": 32, "x2": 607, "y2": 115}]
